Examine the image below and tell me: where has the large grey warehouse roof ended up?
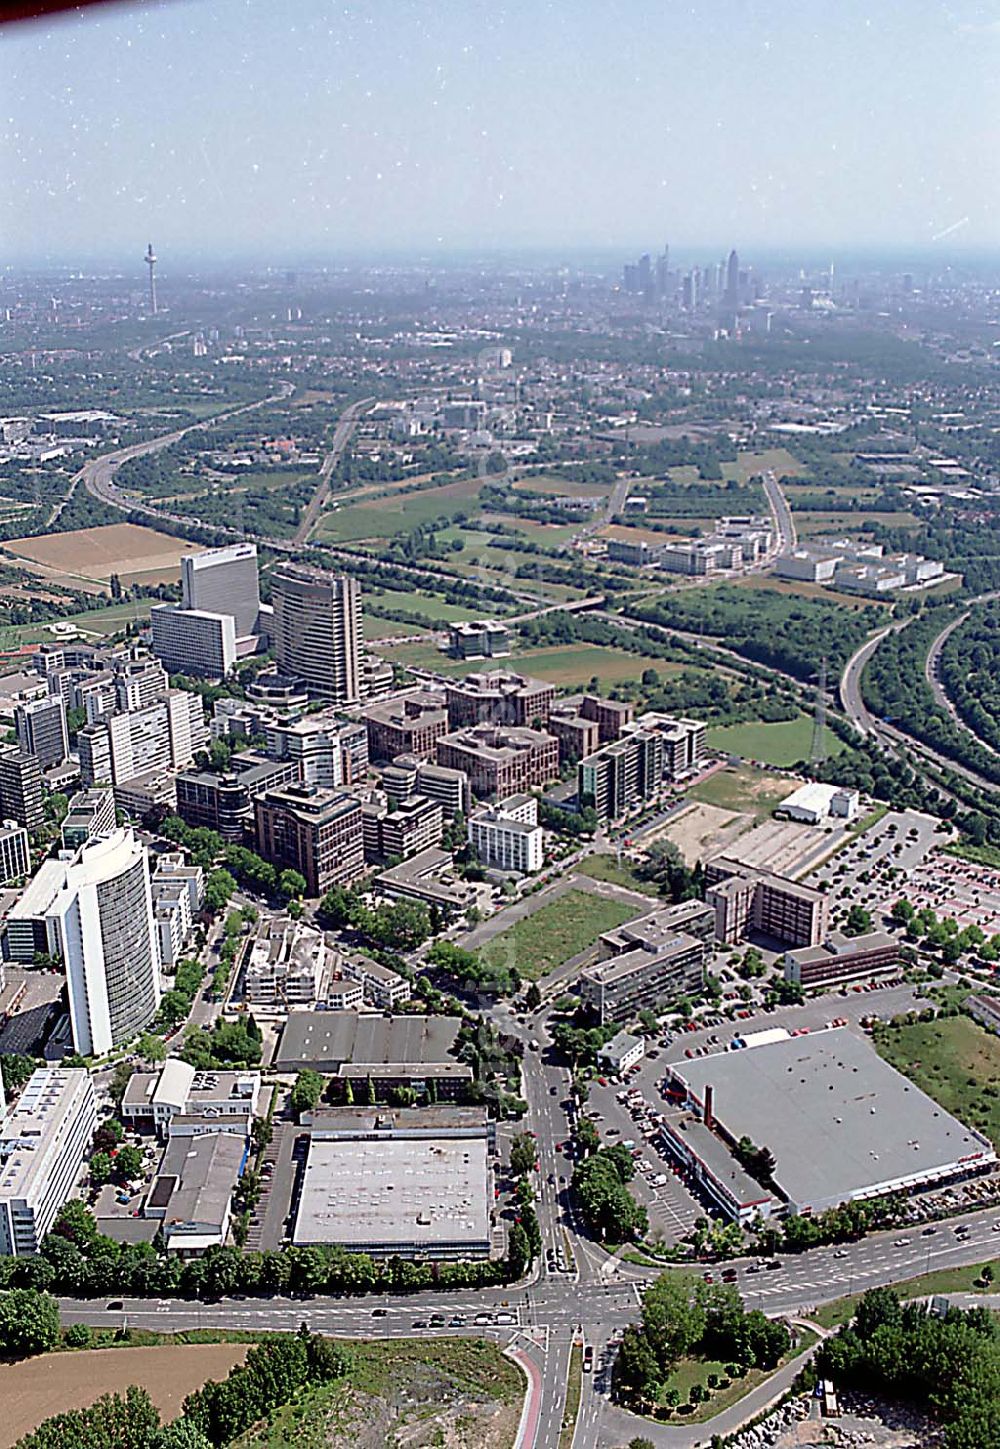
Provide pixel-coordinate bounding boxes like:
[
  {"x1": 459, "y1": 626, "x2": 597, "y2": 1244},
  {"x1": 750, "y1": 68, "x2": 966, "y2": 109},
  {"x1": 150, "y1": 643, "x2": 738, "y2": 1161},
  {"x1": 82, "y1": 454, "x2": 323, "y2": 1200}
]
[
  {"x1": 672, "y1": 1027, "x2": 995, "y2": 1214},
  {"x1": 276, "y1": 1011, "x2": 462, "y2": 1070},
  {"x1": 293, "y1": 1136, "x2": 490, "y2": 1251}
]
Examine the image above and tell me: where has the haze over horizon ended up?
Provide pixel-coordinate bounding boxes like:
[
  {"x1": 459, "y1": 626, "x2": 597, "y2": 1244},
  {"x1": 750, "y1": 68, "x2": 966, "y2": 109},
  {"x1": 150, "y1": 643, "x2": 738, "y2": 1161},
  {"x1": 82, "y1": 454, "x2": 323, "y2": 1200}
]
[{"x1": 2, "y1": 0, "x2": 999, "y2": 265}]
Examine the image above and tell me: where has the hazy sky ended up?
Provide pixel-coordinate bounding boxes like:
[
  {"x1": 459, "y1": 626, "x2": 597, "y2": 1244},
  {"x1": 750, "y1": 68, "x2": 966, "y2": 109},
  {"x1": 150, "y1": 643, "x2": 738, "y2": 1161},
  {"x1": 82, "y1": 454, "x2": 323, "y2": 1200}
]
[{"x1": 2, "y1": 0, "x2": 999, "y2": 263}]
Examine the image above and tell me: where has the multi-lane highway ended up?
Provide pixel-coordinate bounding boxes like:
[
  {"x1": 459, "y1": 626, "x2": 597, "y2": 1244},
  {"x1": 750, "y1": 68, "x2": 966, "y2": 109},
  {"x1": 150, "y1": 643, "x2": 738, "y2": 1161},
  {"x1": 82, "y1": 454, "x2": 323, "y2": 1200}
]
[
  {"x1": 760, "y1": 467, "x2": 796, "y2": 553},
  {"x1": 291, "y1": 396, "x2": 374, "y2": 545}
]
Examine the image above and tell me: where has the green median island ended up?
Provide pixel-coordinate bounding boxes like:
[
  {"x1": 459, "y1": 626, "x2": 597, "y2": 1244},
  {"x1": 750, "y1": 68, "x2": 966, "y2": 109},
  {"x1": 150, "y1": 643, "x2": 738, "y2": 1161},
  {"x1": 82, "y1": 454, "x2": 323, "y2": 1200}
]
[{"x1": 478, "y1": 888, "x2": 639, "y2": 980}]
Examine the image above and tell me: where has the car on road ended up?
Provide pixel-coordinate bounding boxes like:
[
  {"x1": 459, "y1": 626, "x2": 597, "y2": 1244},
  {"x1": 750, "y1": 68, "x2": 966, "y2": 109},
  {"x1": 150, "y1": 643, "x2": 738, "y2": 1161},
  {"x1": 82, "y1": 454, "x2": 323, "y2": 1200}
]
[
  {"x1": 765, "y1": 1260, "x2": 782, "y2": 1271},
  {"x1": 371, "y1": 1307, "x2": 388, "y2": 1317},
  {"x1": 429, "y1": 1315, "x2": 446, "y2": 1327},
  {"x1": 922, "y1": 1226, "x2": 938, "y2": 1236},
  {"x1": 833, "y1": 1249, "x2": 848, "y2": 1259},
  {"x1": 449, "y1": 1316, "x2": 464, "y2": 1328},
  {"x1": 496, "y1": 1312, "x2": 516, "y2": 1325},
  {"x1": 582, "y1": 1345, "x2": 594, "y2": 1371},
  {"x1": 106, "y1": 1300, "x2": 125, "y2": 1311},
  {"x1": 893, "y1": 1238, "x2": 911, "y2": 1247},
  {"x1": 474, "y1": 1313, "x2": 492, "y2": 1325}
]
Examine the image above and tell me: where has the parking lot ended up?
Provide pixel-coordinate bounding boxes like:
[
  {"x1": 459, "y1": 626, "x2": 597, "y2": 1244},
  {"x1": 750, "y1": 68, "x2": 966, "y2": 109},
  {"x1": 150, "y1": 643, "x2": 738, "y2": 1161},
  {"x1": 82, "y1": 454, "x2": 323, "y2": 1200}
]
[
  {"x1": 581, "y1": 1072, "x2": 705, "y2": 1243},
  {"x1": 894, "y1": 849, "x2": 1000, "y2": 934},
  {"x1": 808, "y1": 808, "x2": 944, "y2": 925}
]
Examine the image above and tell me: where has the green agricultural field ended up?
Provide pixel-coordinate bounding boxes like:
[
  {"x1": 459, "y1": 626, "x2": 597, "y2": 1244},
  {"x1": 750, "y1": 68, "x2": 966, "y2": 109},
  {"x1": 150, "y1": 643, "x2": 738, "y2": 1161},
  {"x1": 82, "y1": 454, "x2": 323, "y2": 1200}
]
[
  {"x1": 687, "y1": 764, "x2": 801, "y2": 817},
  {"x1": 514, "y1": 474, "x2": 610, "y2": 499},
  {"x1": 365, "y1": 586, "x2": 505, "y2": 623},
  {"x1": 706, "y1": 715, "x2": 845, "y2": 768},
  {"x1": 392, "y1": 639, "x2": 673, "y2": 688},
  {"x1": 722, "y1": 447, "x2": 806, "y2": 483},
  {"x1": 478, "y1": 513, "x2": 581, "y2": 547},
  {"x1": 317, "y1": 477, "x2": 486, "y2": 542},
  {"x1": 2, "y1": 600, "x2": 152, "y2": 647},
  {"x1": 478, "y1": 888, "x2": 640, "y2": 979},
  {"x1": 873, "y1": 1015, "x2": 1000, "y2": 1149},
  {"x1": 795, "y1": 509, "x2": 922, "y2": 535}
]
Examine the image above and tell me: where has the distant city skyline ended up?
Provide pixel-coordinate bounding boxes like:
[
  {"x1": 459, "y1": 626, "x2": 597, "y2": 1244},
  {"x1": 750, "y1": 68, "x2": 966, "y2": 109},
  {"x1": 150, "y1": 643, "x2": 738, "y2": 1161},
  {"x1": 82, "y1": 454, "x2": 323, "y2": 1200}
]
[{"x1": 1, "y1": 0, "x2": 998, "y2": 262}]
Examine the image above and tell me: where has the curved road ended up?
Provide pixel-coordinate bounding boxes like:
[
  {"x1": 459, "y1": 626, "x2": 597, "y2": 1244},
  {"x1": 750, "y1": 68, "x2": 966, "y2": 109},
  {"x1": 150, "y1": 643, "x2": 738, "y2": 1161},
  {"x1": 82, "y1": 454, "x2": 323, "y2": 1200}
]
[
  {"x1": 923, "y1": 591, "x2": 1000, "y2": 754},
  {"x1": 48, "y1": 384, "x2": 294, "y2": 529}
]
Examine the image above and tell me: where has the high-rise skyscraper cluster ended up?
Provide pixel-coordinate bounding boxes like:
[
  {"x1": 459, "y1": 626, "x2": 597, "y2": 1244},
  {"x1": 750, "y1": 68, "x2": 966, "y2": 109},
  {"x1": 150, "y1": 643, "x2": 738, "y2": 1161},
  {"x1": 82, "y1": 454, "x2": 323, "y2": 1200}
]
[{"x1": 621, "y1": 244, "x2": 753, "y2": 312}]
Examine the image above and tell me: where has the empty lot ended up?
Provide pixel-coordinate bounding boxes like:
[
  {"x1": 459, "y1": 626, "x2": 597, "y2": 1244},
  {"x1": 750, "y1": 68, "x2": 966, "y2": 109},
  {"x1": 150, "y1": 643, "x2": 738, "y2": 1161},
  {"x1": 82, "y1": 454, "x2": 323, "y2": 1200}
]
[
  {"x1": 0, "y1": 1344, "x2": 249, "y2": 1445},
  {"x1": 2, "y1": 523, "x2": 203, "y2": 588}
]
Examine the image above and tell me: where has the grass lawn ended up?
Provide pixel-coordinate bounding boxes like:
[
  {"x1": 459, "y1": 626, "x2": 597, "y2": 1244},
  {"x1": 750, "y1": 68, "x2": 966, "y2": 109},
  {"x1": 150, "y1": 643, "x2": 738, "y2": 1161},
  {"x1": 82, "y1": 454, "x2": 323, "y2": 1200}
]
[
  {"x1": 393, "y1": 639, "x2": 666, "y2": 689},
  {"x1": 559, "y1": 1345, "x2": 583, "y2": 1449},
  {"x1": 574, "y1": 854, "x2": 662, "y2": 897},
  {"x1": 515, "y1": 474, "x2": 610, "y2": 499},
  {"x1": 234, "y1": 1337, "x2": 523, "y2": 1449},
  {"x1": 724, "y1": 573, "x2": 890, "y2": 610},
  {"x1": 657, "y1": 1328, "x2": 819, "y2": 1424},
  {"x1": 317, "y1": 477, "x2": 486, "y2": 541},
  {"x1": 723, "y1": 447, "x2": 806, "y2": 483},
  {"x1": 2, "y1": 600, "x2": 152, "y2": 646},
  {"x1": 812, "y1": 1259, "x2": 1000, "y2": 1331},
  {"x1": 479, "y1": 888, "x2": 640, "y2": 979},
  {"x1": 365, "y1": 586, "x2": 507, "y2": 623},
  {"x1": 946, "y1": 841, "x2": 1000, "y2": 870},
  {"x1": 706, "y1": 715, "x2": 846, "y2": 768},
  {"x1": 873, "y1": 1015, "x2": 1000, "y2": 1149}
]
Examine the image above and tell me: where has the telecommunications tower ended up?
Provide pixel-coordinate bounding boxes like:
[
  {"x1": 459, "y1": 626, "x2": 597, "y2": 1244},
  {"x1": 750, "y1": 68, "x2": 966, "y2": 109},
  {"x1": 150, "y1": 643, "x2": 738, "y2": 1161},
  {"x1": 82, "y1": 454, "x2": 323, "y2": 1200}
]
[{"x1": 144, "y1": 242, "x2": 158, "y2": 315}]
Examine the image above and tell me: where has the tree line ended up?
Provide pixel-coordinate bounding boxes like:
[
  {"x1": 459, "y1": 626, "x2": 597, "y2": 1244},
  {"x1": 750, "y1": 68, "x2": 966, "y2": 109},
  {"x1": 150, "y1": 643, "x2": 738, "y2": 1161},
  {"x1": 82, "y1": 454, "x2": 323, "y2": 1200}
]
[{"x1": 817, "y1": 1287, "x2": 1000, "y2": 1449}]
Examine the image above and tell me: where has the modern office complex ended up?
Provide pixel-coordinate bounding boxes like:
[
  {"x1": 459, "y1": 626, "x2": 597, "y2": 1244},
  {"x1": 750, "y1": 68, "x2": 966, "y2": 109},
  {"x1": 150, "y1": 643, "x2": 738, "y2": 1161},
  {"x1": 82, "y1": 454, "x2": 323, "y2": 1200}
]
[
  {"x1": 781, "y1": 929, "x2": 900, "y2": 990},
  {"x1": 578, "y1": 715, "x2": 705, "y2": 820},
  {"x1": 78, "y1": 690, "x2": 208, "y2": 788},
  {"x1": 0, "y1": 1067, "x2": 97, "y2": 1255},
  {"x1": 14, "y1": 694, "x2": 69, "y2": 769},
  {"x1": 271, "y1": 564, "x2": 362, "y2": 703},
  {"x1": 0, "y1": 744, "x2": 43, "y2": 830},
  {"x1": 6, "y1": 829, "x2": 160, "y2": 1054},
  {"x1": 579, "y1": 901, "x2": 712, "y2": 1022},
  {"x1": 0, "y1": 822, "x2": 30, "y2": 884},
  {"x1": 362, "y1": 792, "x2": 444, "y2": 864},
  {"x1": 181, "y1": 543, "x2": 261, "y2": 640},
  {"x1": 150, "y1": 603, "x2": 237, "y2": 679},
  {"x1": 468, "y1": 793, "x2": 544, "y2": 874},
  {"x1": 254, "y1": 781, "x2": 365, "y2": 895},
  {"x1": 363, "y1": 689, "x2": 448, "y2": 762},
  {"x1": 176, "y1": 754, "x2": 298, "y2": 839},
  {"x1": 447, "y1": 620, "x2": 511, "y2": 659},
  {"x1": 706, "y1": 857, "x2": 828, "y2": 947},
  {"x1": 444, "y1": 670, "x2": 555, "y2": 728},
  {"x1": 436, "y1": 724, "x2": 559, "y2": 800},
  {"x1": 61, "y1": 786, "x2": 116, "y2": 849}
]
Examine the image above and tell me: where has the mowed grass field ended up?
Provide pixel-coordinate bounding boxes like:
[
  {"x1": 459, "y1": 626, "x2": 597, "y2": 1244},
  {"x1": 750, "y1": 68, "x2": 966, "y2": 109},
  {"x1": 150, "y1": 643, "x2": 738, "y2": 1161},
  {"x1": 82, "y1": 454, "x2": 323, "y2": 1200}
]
[
  {"x1": 725, "y1": 573, "x2": 891, "y2": 610},
  {"x1": 0, "y1": 1344, "x2": 249, "y2": 1446},
  {"x1": 874, "y1": 1016, "x2": 1000, "y2": 1149},
  {"x1": 479, "y1": 888, "x2": 640, "y2": 979},
  {"x1": 2, "y1": 522, "x2": 203, "y2": 585},
  {"x1": 3, "y1": 599, "x2": 154, "y2": 647},
  {"x1": 513, "y1": 474, "x2": 610, "y2": 499},
  {"x1": 316, "y1": 477, "x2": 485, "y2": 541},
  {"x1": 393, "y1": 639, "x2": 669, "y2": 688},
  {"x1": 706, "y1": 715, "x2": 846, "y2": 768}
]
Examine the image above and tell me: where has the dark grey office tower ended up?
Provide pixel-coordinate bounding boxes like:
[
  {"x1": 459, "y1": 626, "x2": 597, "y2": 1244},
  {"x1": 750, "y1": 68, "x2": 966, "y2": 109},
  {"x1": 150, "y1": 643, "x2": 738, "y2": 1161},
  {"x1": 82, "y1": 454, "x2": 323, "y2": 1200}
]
[
  {"x1": 726, "y1": 248, "x2": 739, "y2": 300},
  {"x1": 14, "y1": 695, "x2": 69, "y2": 769},
  {"x1": 0, "y1": 744, "x2": 44, "y2": 830}
]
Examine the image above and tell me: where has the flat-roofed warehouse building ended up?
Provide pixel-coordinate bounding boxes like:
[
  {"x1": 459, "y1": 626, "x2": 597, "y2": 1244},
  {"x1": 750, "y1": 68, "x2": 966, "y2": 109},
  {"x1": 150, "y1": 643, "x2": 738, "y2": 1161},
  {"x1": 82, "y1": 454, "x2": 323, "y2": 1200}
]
[
  {"x1": 666, "y1": 1027, "x2": 996, "y2": 1218},
  {"x1": 293, "y1": 1132, "x2": 491, "y2": 1259},
  {"x1": 275, "y1": 1011, "x2": 472, "y2": 1099}
]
